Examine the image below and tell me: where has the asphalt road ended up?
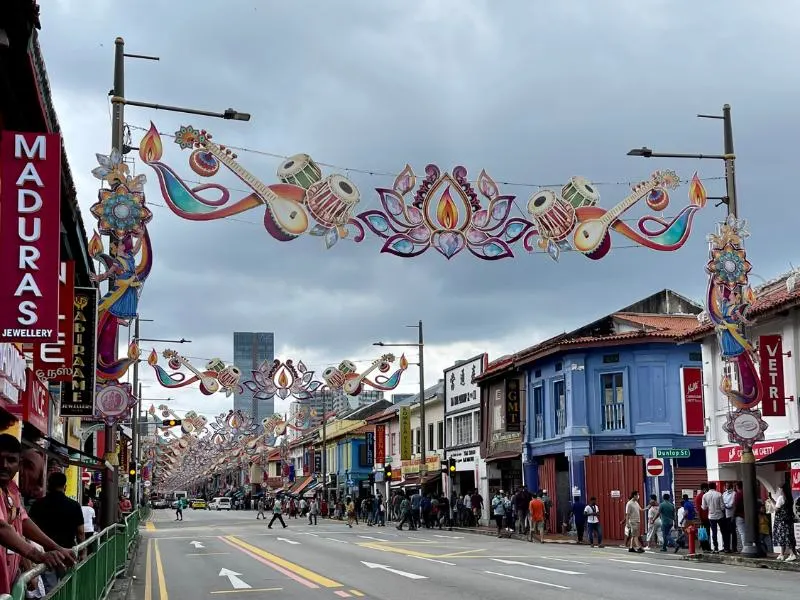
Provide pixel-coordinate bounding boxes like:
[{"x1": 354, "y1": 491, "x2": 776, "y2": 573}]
[{"x1": 131, "y1": 508, "x2": 797, "y2": 600}]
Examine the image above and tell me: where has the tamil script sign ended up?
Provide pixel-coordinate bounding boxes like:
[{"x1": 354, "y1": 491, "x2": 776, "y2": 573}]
[
  {"x1": 399, "y1": 406, "x2": 411, "y2": 461},
  {"x1": 0, "y1": 131, "x2": 62, "y2": 342},
  {"x1": 60, "y1": 288, "x2": 97, "y2": 417},
  {"x1": 32, "y1": 261, "x2": 75, "y2": 382}
]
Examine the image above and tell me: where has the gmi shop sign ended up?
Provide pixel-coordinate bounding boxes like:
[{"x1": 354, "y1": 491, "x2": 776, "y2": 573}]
[{"x1": 0, "y1": 131, "x2": 62, "y2": 342}]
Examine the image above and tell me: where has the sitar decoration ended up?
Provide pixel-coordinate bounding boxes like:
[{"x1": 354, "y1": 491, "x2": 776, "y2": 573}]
[
  {"x1": 87, "y1": 148, "x2": 154, "y2": 423},
  {"x1": 140, "y1": 122, "x2": 707, "y2": 262},
  {"x1": 148, "y1": 349, "x2": 241, "y2": 396},
  {"x1": 705, "y1": 215, "x2": 766, "y2": 445}
]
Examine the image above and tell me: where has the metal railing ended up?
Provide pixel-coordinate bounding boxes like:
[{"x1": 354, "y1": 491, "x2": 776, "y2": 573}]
[{"x1": 0, "y1": 508, "x2": 143, "y2": 600}]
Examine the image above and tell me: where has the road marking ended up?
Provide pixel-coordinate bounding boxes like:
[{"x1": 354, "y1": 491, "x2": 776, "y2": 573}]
[
  {"x1": 608, "y1": 559, "x2": 725, "y2": 573},
  {"x1": 190, "y1": 541, "x2": 205, "y2": 549},
  {"x1": 491, "y1": 558, "x2": 583, "y2": 575},
  {"x1": 438, "y1": 549, "x2": 487, "y2": 558},
  {"x1": 349, "y1": 590, "x2": 365, "y2": 597},
  {"x1": 154, "y1": 540, "x2": 170, "y2": 600},
  {"x1": 300, "y1": 532, "x2": 319, "y2": 537},
  {"x1": 222, "y1": 536, "x2": 342, "y2": 588},
  {"x1": 630, "y1": 570, "x2": 746, "y2": 586},
  {"x1": 484, "y1": 571, "x2": 570, "y2": 590},
  {"x1": 188, "y1": 552, "x2": 230, "y2": 556},
  {"x1": 219, "y1": 568, "x2": 251, "y2": 589},
  {"x1": 276, "y1": 538, "x2": 301, "y2": 545},
  {"x1": 359, "y1": 535, "x2": 389, "y2": 542},
  {"x1": 541, "y1": 556, "x2": 590, "y2": 565},
  {"x1": 145, "y1": 539, "x2": 153, "y2": 600},
  {"x1": 433, "y1": 535, "x2": 463, "y2": 539},
  {"x1": 146, "y1": 522, "x2": 157, "y2": 531},
  {"x1": 325, "y1": 538, "x2": 349, "y2": 544},
  {"x1": 409, "y1": 556, "x2": 456, "y2": 566},
  {"x1": 334, "y1": 592, "x2": 351, "y2": 598},
  {"x1": 361, "y1": 561, "x2": 427, "y2": 580},
  {"x1": 210, "y1": 588, "x2": 282, "y2": 594}
]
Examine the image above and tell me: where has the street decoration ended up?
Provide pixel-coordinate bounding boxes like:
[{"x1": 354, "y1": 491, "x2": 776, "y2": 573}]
[
  {"x1": 705, "y1": 215, "x2": 766, "y2": 444},
  {"x1": 148, "y1": 350, "x2": 408, "y2": 401},
  {"x1": 139, "y1": 122, "x2": 707, "y2": 262},
  {"x1": 87, "y1": 148, "x2": 153, "y2": 423}
]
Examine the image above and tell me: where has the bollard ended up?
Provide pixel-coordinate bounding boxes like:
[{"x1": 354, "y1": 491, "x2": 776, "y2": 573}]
[{"x1": 687, "y1": 524, "x2": 696, "y2": 555}]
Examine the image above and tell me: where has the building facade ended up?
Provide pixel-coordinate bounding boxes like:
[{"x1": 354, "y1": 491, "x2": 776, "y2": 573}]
[
  {"x1": 232, "y1": 332, "x2": 275, "y2": 422},
  {"x1": 332, "y1": 389, "x2": 384, "y2": 414},
  {"x1": 443, "y1": 355, "x2": 488, "y2": 499},
  {"x1": 684, "y1": 271, "x2": 800, "y2": 494}
]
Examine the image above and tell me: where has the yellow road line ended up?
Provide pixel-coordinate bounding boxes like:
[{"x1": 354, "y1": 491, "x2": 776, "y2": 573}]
[
  {"x1": 210, "y1": 588, "x2": 283, "y2": 594},
  {"x1": 225, "y1": 536, "x2": 342, "y2": 588},
  {"x1": 357, "y1": 542, "x2": 435, "y2": 558},
  {"x1": 145, "y1": 538, "x2": 153, "y2": 600},
  {"x1": 349, "y1": 590, "x2": 365, "y2": 597},
  {"x1": 154, "y1": 539, "x2": 169, "y2": 600},
  {"x1": 438, "y1": 549, "x2": 487, "y2": 558},
  {"x1": 146, "y1": 522, "x2": 156, "y2": 531}
]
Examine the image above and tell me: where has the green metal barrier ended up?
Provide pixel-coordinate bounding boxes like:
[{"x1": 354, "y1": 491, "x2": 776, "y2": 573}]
[{"x1": 1, "y1": 508, "x2": 143, "y2": 600}]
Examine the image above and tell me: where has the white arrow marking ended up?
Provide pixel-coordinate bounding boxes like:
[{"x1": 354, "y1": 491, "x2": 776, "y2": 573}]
[
  {"x1": 359, "y1": 535, "x2": 389, "y2": 542},
  {"x1": 491, "y1": 558, "x2": 583, "y2": 575},
  {"x1": 218, "y1": 568, "x2": 251, "y2": 590},
  {"x1": 276, "y1": 537, "x2": 300, "y2": 545},
  {"x1": 433, "y1": 535, "x2": 463, "y2": 539},
  {"x1": 189, "y1": 541, "x2": 204, "y2": 549},
  {"x1": 361, "y1": 561, "x2": 427, "y2": 580},
  {"x1": 484, "y1": 571, "x2": 570, "y2": 590},
  {"x1": 608, "y1": 559, "x2": 725, "y2": 573}
]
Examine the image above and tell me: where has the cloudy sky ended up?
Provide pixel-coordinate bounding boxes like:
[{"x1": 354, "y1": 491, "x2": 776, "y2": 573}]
[{"x1": 41, "y1": 0, "x2": 798, "y2": 420}]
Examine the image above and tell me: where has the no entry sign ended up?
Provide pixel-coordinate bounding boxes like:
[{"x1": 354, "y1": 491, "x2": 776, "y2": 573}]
[{"x1": 646, "y1": 458, "x2": 664, "y2": 477}]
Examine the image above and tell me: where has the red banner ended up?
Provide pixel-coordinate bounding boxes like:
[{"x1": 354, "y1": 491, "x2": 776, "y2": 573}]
[
  {"x1": 375, "y1": 424, "x2": 386, "y2": 464},
  {"x1": 792, "y1": 465, "x2": 800, "y2": 492},
  {"x1": 717, "y1": 439, "x2": 788, "y2": 464},
  {"x1": 681, "y1": 367, "x2": 705, "y2": 435},
  {"x1": 0, "y1": 131, "x2": 62, "y2": 342},
  {"x1": 9, "y1": 370, "x2": 49, "y2": 434},
  {"x1": 759, "y1": 335, "x2": 786, "y2": 417},
  {"x1": 32, "y1": 261, "x2": 75, "y2": 382}
]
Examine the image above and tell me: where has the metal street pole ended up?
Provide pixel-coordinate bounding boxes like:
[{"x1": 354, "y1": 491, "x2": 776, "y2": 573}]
[
  {"x1": 130, "y1": 316, "x2": 140, "y2": 507},
  {"x1": 99, "y1": 37, "x2": 126, "y2": 530},
  {"x1": 417, "y1": 321, "x2": 426, "y2": 478},
  {"x1": 322, "y1": 390, "x2": 328, "y2": 504}
]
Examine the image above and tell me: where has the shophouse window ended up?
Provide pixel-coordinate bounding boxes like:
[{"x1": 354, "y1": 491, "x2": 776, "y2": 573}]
[
  {"x1": 532, "y1": 384, "x2": 544, "y2": 439},
  {"x1": 553, "y1": 380, "x2": 566, "y2": 435},
  {"x1": 601, "y1": 372, "x2": 625, "y2": 430},
  {"x1": 454, "y1": 414, "x2": 472, "y2": 445}
]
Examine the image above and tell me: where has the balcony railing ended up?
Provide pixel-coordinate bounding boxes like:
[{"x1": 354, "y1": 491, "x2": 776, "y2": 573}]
[
  {"x1": 555, "y1": 408, "x2": 566, "y2": 436},
  {"x1": 533, "y1": 414, "x2": 544, "y2": 439},
  {"x1": 2, "y1": 507, "x2": 143, "y2": 600},
  {"x1": 603, "y1": 402, "x2": 626, "y2": 431}
]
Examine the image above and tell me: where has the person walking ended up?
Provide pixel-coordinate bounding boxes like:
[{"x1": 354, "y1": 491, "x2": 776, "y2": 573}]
[
  {"x1": 308, "y1": 498, "x2": 319, "y2": 525},
  {"x1": 584, "y1": 497, "x2": 602, "y2": 547},
  {"x1": 625, "y1": 490, "x2": 644, "y2": 553},
  {"x1": 528, "y1": 492, "x2": 546, "y2": 543},
  {"x1": 396, "y1": 494, "x2": 416, "y2": 531},
  {"x1": 571, "y1": 496, "x2": 587, "y2": 544},
  {"x1": 268, "y1": 498, "x2": 287, "y2": 529},
  {"x1": 175, "y1": 497, "x2": 185, "y2": 521},
  {"x1": 256, "y1": 497, "x2": 266, "y2": 520},
  {"x1": 346, "y1": 496, "x2": 356, "y2": 528},
  {"x1": 658, "y1": 493, "x2": 675, "y2": 552},
  {"x1": 694, "y1": 484, "x2": 711, "y2": 551},
  {"x1": 773, "y1": 485, "x2": 799, "y2": 561}
]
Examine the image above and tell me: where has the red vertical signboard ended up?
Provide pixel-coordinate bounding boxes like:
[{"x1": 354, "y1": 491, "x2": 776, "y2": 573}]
[
  {"x1": 375, "y1": 424, "x2": 386, "y2": 464},
  {"x1": 32, "y1": 261, "x2": 75, "y2": 382},
  {"x1": 759, "y1": 335, "x2": 786, "y2": 417},
  {"x1": 0, "y1": 131, "x2": 62, "y2": 342},
  {"x1": 681, "y1": 367, "x2": 705, "y2": 435}
]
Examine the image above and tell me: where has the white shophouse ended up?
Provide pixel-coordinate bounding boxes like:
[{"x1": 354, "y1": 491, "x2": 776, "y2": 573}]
[
  {"x1": 443, "y1": 354, "x2": 489, "y2": 504},
  {"x1": 685, "y1": 270, "x2": 800, "y2": 493}
]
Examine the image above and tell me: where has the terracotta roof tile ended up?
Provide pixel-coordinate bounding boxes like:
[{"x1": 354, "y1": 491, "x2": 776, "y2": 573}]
[{"x1": 613, "y1": 313, "x2": 700, "y2": 332}]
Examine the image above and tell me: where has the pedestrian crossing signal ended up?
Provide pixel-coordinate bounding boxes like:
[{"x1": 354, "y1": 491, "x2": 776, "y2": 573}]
[
  {"x1": 162, "y1": 419, "x2": 181, "y2": 427},
  {"x1": 384, "y1": 465, "x2": 392, "y2": 481}
]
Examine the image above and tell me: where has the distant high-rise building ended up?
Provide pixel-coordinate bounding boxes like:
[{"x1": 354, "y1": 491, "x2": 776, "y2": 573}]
[
  {"x1": 332, "y1": 389, "x2": 384, "y2": 414},
  {"x1": 391, "y1": 393, "x2": 414, "y2": 404},
  {"x1": 232, "y1": 332, "x2": 275, "y2": 423}
]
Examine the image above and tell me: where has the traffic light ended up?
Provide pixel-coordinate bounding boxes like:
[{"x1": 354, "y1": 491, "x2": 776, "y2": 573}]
[
  {"x1": 384, "y1": 464, "x2": 392, "y2": 481},
  {"x1": 129, "y1": 462, "x2": 137, "y2": 484},
  {"x1": 448, "y1": 458, "x2": 456, "y2": 473},
  {"x1": 162, "y1": 418, "x2": 182, "y2": 428}
]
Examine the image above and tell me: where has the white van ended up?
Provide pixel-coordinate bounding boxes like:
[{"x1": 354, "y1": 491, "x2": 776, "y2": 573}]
[{"x1": 209, "y1": 497, "x2": 232, "y2": 511}]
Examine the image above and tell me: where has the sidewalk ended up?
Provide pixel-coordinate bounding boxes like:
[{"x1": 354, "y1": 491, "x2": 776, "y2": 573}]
[
  {"x1": 450, "y1": 525, "x2": 579, "y2": 544},
  {"x1": 685, "y1": 552, "x2": 800, "y2": 572}
]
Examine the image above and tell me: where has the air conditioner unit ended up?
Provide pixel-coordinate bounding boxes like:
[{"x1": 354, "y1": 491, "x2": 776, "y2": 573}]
[{"x1": 787, "y1": 274, "x2": 798, "y2": 293}]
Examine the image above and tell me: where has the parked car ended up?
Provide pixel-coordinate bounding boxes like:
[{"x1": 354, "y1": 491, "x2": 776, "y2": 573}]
[
  {"x1": 208, "y1": 497, "x2": 232, "y2": 511},
  {"x1": 190, "y1": 498, "x2": 207, "y2": 510},
  {"x1": 151, "y1": 498, "x2": 169, "y2": 509}
]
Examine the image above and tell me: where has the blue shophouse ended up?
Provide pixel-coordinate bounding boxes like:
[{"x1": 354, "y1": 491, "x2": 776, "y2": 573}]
[{"x1": 515, "y1": 290, "x2": 708, "y2": 537}]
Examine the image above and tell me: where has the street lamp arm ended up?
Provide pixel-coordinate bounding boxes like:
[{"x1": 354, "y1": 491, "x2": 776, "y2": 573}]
[
  {"x1": 627, "y1": 146, "x2": 732, "y2": 160},
  {"x1": 109, "y1": 96, "x2": 250, "y2": 121},
  {"x1": 372, "y1": 342, "x2": 423, "y2": 347},
  {"x1": 134, "y1": 337, "x2": 192, "y2": 343}
]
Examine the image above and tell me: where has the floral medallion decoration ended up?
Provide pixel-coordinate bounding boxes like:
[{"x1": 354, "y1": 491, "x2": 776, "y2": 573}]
[
  {"x1": 139, "y1": 122, "x2": 707, "y2": 262},
  {"x1": 705, "y1": 215, "x2": 765, "y2": 444}
]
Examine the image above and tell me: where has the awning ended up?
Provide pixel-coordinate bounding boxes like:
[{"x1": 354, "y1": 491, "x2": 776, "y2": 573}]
[
  {"x1": 758, "y1": 439, "x2": 800, "y2": 464},
  {"x1": 485, "y1": 451, "x2": 521, "y2": 463},
  {"x1": 289, "y1": 476, "x2": 314, "y2": 495}
]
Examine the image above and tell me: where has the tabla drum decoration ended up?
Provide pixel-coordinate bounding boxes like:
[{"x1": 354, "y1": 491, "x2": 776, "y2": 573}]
[
  {"x1": 305, "y1": 174, "x2": 361, "y2": 229},
  {"x1": 276, "y1": 153, "x2": 322, "y2": 190},
  {"x1": 527, "y1": 189, "x2": 577, "y2": 242},
  {"x1": 561, "y1": 176, "x2": 600, "y2": 209}
]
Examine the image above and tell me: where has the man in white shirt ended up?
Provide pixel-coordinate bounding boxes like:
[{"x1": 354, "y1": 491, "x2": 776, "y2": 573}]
[
  {"x1": 701, "y1": 482, "x2": 725, "y2": 553},
  {"x1": 584, "y1": 496, "x2": 602, "y2": 547},
  {"x1": 722, "y1": 483, "x2": 736, "y2": 553}
]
